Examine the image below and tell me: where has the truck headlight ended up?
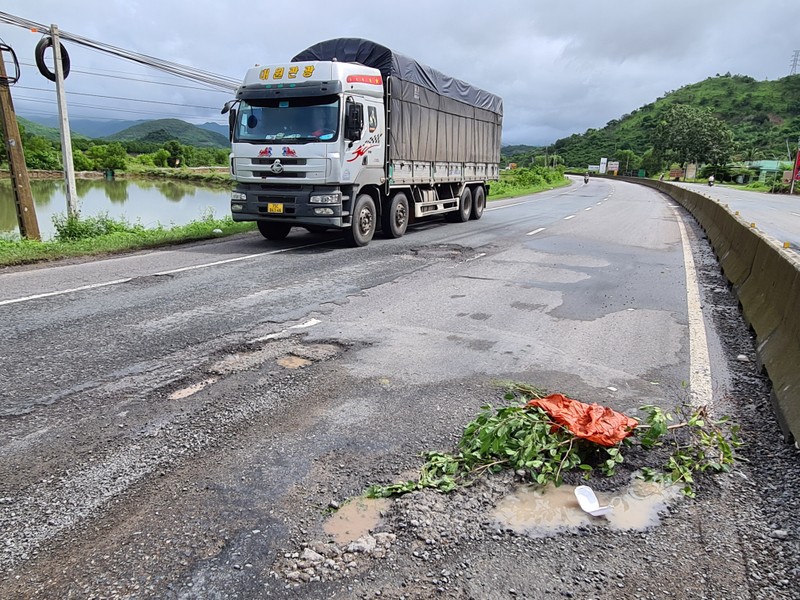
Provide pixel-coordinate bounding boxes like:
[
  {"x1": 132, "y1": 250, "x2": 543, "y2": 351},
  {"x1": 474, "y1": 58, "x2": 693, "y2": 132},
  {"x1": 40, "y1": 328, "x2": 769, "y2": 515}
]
[
  {"x1": 310, "y1": 193, "x2": 340, "y2": 204},
  {"x1": 314, "y1": 207, "x2": 335, "y2": 215},
  {"x1": 232, "y1": 203, "x2": 244, "y2": 212},
  {"x1": 232, "y1": 191, "x2": 247, "y2": 201}
]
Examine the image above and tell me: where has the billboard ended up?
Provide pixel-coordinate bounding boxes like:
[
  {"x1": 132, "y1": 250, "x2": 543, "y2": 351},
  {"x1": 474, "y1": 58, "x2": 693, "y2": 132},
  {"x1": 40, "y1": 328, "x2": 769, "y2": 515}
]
[{"x1": 599, "y1": 157, "x2": 608, "y2": 174}]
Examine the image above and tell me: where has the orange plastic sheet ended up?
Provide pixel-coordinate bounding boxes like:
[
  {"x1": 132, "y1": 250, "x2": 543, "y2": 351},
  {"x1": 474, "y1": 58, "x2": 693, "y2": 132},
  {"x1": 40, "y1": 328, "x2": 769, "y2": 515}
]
[{"x1": 526, "y1": 393, "x2": 638, "y2": 446}]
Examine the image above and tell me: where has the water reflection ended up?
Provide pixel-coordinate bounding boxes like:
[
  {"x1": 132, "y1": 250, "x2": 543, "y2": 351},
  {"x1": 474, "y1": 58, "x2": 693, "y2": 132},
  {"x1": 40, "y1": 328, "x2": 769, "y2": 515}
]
[{"x1": 0, "y1": 177, "x2": 232, "y2": 240}]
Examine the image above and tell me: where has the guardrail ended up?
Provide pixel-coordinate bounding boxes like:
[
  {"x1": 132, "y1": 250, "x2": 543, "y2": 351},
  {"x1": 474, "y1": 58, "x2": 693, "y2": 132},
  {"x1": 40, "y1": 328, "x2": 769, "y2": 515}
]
[{"x1": 619, "y1": 177, "x2": 800, "y2": 444}]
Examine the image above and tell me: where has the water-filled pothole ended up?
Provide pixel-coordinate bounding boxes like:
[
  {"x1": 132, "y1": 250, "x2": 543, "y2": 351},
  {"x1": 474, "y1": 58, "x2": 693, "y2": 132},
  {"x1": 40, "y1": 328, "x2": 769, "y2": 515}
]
[
  {"x1": 493, "y1": 476, "x2": 681, "y2": 537},
  {"x1": 323, "y1": 497, "x2": 389, "y2": 544}
]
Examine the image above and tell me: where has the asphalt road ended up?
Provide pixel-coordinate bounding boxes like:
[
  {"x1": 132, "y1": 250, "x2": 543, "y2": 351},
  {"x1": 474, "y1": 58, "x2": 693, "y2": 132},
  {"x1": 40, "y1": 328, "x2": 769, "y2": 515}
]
[
  {"x1": 672, "y1": 181, "x2": 800, "y2": 251},
  {"x1": 1, "y1": 177, "x2": 796, "y2": 599}
]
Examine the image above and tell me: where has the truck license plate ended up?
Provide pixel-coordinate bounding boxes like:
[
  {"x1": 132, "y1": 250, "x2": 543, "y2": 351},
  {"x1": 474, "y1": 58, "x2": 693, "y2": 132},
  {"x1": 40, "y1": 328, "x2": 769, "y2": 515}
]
[{"x1": 267, "y1": 203, "x2": 284, "y2": 214}]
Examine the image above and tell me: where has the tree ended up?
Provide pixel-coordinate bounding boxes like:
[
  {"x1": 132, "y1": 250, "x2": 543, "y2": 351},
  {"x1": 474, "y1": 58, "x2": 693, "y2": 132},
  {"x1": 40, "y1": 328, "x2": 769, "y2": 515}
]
[
  {"x1": 614, "y1": 149, "x2": 640, "y2": 173},
  {"x1": 164, "y1": 140, "x2": 183, "y2": 167},
  {"x1": 653, "y1": 104, "x2": 735, "y2": 173},
  {"x1": 87, "y1": 143, "x2": 128, "y2": 170}
]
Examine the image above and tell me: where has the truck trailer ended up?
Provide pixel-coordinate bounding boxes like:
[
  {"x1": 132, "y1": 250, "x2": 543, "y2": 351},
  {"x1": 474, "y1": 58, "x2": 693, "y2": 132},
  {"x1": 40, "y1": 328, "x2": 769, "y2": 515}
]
[{"x1": 224, "y1": 38, "x2": 503, "y2": 246}]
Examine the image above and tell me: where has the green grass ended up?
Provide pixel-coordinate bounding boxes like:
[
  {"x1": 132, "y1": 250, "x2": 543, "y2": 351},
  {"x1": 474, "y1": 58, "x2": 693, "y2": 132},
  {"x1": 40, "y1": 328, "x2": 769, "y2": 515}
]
[
  {"x1": 0, "y1": 214, "x2": 255, "y2": 267},
  {"x1": 488, "y1": 166, "x2": 569, "y2": 200}
]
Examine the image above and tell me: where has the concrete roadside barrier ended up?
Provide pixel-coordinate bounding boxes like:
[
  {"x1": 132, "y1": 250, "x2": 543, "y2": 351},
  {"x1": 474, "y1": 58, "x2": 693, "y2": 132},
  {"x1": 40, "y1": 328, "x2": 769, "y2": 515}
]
[{"x1": 619, "y1": 176, "x2": 800, "y2": 443}]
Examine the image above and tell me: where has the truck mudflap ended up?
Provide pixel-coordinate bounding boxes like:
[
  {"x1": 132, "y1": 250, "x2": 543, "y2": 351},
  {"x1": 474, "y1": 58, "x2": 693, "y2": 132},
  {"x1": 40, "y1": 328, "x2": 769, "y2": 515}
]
[{"x1": 231, "y1": 184, "x2": 348, "y2": 229}]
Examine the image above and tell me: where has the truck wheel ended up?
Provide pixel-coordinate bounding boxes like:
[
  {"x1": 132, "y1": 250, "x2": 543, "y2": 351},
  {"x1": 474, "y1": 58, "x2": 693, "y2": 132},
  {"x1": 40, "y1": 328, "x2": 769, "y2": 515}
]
[
  {"x1": 470, "y1": 186, "x2": 485, "y2": 220},
  {"x1": 345, "y1": 194, "x2": 376, "y2": 247},
  {"x1": 382, "y1": 192, "x2": 409, "y2": 238},
  {"x1": 257, "y1": 221, "x2": 292, "y2": 240},
  {"x1": 446, "y1": 187, "x2": 472, "y2": 223}
]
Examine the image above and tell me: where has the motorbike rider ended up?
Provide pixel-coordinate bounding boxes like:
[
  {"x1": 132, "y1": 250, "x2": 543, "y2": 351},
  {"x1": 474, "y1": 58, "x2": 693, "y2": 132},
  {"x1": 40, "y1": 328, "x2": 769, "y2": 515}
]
[
  {"x1": 584, "y1": 172, "x2": 589, "y2": 184},
  {"x1": 708, "y1": 174, "x2": 715, "y2": 187}
]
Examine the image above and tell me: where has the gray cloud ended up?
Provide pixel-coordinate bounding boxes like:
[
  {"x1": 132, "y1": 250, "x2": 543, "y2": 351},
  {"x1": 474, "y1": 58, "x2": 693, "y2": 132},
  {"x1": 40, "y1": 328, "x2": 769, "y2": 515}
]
[{"x1": 2, "y1": 0, "x2": 798, "y2": 146}]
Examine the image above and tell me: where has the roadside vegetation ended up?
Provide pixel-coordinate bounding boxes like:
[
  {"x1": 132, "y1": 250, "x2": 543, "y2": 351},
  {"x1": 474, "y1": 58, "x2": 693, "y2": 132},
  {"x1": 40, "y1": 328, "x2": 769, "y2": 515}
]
[
  {"x1": 502, "y1": 73, "x2": 800, "y2": 188},
  {"x1": 0, "y1": 212, "x2": 255, "y2": 267}
]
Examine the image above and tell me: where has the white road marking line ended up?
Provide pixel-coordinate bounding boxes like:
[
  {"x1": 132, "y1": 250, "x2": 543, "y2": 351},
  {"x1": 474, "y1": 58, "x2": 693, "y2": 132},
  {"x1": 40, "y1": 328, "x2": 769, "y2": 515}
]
[
  {"x1": 486, "y1": 201, "x2": 527, "y2": 210},
  {"x1": 526, "y1": 227, "x2": 546, "y2": 236},
  {"x1": 249, "y1": 319, "x2": 321, "y2": 343},
  {"x1": 596, "y1": 201, "x2": 602, "y2": 205},
  {"x1": 564, "y1": 215, "x2": 576, "y2": 220},
  {"x1": 584, "y1": 207, "x2": 593, "y2": 211},
  {"x1": 673, "y1": 209, "x2": 713, "y2": 407},
  {"x1": 0, "y1": 240, "x2": 329, "y2": 307},
  {"x1": 486, "y1": 188, "x2": 574, "y2": 212},
  {"x1": 0, "y1": 278, "x2": 133, "y2": 306},
  {"x1": 792, "y1": 212, "x2": 800, "y2": 218},
  {"x1": 465, "y1": 252, "x2": 486, "y2": 262}
]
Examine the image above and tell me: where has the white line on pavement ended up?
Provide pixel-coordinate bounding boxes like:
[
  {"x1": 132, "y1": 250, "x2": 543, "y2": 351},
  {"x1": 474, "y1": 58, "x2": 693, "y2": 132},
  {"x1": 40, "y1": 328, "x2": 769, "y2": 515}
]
[
  {"x1": 248, "y1": 318, "x2": 322, "y2": 344},
  {"x1": 0, "y1": 241, "x2": 329, "y2": 307},
  {"x1": 526, "y1": 227, "x2": 546, "y2": 236},
  {"x1": 564, "y1": 215, "x2": 576, "y2": 220},
  {"x1": 673, "y1": 209, "x2": 713, "y2": 407}
]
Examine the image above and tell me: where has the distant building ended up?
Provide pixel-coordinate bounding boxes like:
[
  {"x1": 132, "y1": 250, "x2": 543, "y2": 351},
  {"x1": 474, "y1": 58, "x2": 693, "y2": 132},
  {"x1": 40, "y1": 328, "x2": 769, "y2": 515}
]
[{"x1": 746, "y1": 160, "x2": 784, "y2": 182}]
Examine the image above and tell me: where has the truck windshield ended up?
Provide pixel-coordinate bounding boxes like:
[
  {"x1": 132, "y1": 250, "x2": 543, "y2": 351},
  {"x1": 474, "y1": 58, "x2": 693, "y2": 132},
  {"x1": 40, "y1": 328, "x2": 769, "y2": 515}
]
[{"x1": 235, "y1": 95, "x2": 340, "y2": 143}]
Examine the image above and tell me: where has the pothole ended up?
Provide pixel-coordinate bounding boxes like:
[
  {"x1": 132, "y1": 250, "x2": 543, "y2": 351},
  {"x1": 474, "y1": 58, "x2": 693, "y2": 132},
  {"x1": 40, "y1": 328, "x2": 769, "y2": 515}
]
[
  {"x1": 403, "y1": 244, "x2": 476, "y2": 261},
  {"x1": 323, "y1": 497, "x2": 390, "y2": 545},
  {"x1": 277, "y1": 356, "x2": 312, "y2": 369},
  {"x1": 492, "y1": 476, "x2": 681, "y2": 537},
  {"x1": 209, "y1": 341, "x2": 344, "y2": 375},
  {"x1": 167, "y1": 377, "x2": 218, "y2": 400}
]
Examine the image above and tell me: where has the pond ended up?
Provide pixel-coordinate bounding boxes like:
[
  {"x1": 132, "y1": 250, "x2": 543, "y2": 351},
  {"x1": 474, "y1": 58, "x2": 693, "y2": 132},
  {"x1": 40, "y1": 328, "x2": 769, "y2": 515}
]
[{"x1": 0, "y1": 177, "x2": 233, "y2": 241}]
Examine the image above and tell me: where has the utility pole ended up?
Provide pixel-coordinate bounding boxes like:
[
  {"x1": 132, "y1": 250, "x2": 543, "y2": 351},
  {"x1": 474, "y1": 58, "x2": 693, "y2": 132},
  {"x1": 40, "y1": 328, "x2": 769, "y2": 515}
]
[
  {"x1": 791, "y1": 50, "x2": 800, "y2": 76},
  {"x1": 0, "y1": 44, "x2": 40, "y2": 240},
  {"x1": 51, "y1": 25, "x2": 78, "y2": 217}
]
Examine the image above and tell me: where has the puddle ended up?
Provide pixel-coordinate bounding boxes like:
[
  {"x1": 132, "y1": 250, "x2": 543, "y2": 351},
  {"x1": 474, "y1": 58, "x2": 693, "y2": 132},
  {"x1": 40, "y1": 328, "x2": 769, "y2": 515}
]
[
  {"x1": 168, "y1": 377, "x2": 218, "y2": 400},
  {"x1": 323, "y1": 497, "x2": 389, "y2": 544},
  {"x1": 493, "y1": 476, "x2": 681, "y2": 537},
  {"x1": 277, "y1": 355, "x2": 312, "y2": 369}
]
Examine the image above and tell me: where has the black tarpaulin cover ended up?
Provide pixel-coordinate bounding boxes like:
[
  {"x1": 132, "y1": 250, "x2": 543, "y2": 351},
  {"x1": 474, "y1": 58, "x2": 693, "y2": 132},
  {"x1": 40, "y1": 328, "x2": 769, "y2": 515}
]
[{"x1": 292, "y1": 38, "x2": 503, "y2": 163}]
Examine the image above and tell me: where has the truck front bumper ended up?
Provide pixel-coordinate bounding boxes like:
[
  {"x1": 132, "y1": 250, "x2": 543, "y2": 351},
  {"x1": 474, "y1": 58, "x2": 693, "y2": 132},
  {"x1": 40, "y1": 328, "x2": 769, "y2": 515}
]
[{"x1": 230, "y1": 184, "x2": 348, "y2": 228}]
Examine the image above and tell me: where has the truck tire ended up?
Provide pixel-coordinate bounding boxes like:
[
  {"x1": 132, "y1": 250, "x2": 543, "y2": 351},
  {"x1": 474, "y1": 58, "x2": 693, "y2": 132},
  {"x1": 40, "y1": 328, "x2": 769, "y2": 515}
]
[
  {"x1": 470, "y1": 186, "x2": 485, "y2": 220},
  {"x1": 345, "y1": 194, "x2": 376, "y2": 247},
  {"x1": 257, "y1": 221, "x2": 292, "y2": 240},
  {"x1": 446, "y1": 187, "x2": 472, "y2": 223},
  {"x1": 381, "y1": 192, "x2": 409, "y2": 238}
]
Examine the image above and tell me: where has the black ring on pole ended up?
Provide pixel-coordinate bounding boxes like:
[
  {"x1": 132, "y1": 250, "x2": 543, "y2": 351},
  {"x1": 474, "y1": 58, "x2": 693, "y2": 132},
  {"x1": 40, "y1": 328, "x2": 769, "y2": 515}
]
[{"x1": 34, "y1": 36, "x2": 70, "y2": 82}]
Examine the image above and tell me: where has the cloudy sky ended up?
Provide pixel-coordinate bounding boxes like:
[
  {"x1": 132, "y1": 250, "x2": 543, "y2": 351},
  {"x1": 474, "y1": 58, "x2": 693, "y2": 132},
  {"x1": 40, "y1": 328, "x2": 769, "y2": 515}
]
[{"x1": 1, "y1": 0, "x2": 798, "y2": 146}]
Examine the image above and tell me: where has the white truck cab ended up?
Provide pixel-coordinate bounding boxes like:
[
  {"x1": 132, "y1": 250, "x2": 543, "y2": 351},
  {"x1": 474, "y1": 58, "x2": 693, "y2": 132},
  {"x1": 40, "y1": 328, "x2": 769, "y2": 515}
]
[{"x1": 225, "y1": 39, "x2": 502, "y2": 247}]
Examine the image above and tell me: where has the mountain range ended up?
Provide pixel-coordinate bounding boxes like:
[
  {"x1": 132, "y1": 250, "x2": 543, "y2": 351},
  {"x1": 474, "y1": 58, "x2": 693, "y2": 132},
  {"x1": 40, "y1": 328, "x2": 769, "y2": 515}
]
[{"x1": 19, "y1": 115, "x2": 229, "y2": 147}]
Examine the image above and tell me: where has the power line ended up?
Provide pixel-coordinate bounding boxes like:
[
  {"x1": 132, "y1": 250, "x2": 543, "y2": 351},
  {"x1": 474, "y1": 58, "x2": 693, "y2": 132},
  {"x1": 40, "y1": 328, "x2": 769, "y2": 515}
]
[
  {"x1": 0, "y1": 10, "x2": 240, "y2": 91},
  {"x1": 16, "y1": 85, "x2": 223, "y2": 110},
  {"x1": 15, "y1": 95, "x2": 223, "y2": 119},
  {"x1": 16, "y1": 60, "x2": 233, "y2": 92}
]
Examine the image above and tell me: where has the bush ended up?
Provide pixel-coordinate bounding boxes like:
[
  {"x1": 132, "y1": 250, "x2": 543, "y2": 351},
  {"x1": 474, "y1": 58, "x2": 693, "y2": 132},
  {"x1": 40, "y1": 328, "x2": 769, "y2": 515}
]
[{"x1": 52, "y1": 213, "x2": 143, "y2": 242}]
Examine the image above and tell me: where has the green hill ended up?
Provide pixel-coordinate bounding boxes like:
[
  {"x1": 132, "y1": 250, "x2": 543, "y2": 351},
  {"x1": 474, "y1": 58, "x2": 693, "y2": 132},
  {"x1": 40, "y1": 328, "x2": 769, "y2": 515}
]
[
  {"x1": 105, "y1": 119, "x2": 229, "y2": 148},
  {"x1": 16, "y1": 116, "x2": 90, "y2": 144},
  {"x1": 518, "y1": 74, "x2": 800, "y2": 169}
]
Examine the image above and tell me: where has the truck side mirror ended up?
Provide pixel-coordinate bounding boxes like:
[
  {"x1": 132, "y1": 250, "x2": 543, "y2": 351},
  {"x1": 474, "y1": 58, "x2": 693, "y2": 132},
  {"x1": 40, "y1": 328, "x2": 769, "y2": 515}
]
[
  {"x1": 345, "y1": 102, "x2": 363, "y2": 142},
  {"x1": 228, "y1": 108, "x2": 237, "y2": 142},
  {"x1": 221, "y1": 100, "x2": 238, "y2": 142}
]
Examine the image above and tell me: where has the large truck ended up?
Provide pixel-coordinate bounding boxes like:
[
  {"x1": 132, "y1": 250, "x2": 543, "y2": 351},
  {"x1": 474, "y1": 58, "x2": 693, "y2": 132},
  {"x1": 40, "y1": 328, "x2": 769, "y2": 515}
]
[{"x1": 223, "y1": 38, "x2": 503, "y2": 247}]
